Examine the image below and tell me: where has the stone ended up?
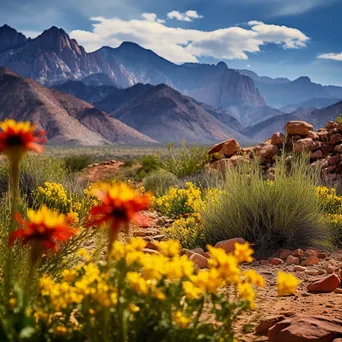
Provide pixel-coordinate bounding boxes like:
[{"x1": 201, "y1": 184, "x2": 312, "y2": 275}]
[
  {"x1": 208, "y1": 138, "x2": 240, "y2": 157},
  {"x1": 152, "y1": 234, "x2": 166, "y2": 241},
  {"x1": 311, "y1": 149, "x2": 324, "y2": 160},
  {"x1": 189, "y1": 253, "x2": 208, "y2": 269},
  {"x1": 307, "y1": 274, "x2": 341, "y2": 293},
  {"x1": 270, "y1": 258, "x2": 283, "y2": 265},
  {"x1": 294, "y1": 138, "x2": 316, "y2": 152},
  {"x1": 257, "y1": 143, "x2": 279, "y2": 159},
  {"x1": 318, "y1": 252, "x2": 328, "y2": 259},
  {"x1": 326, "y1": 265, "x2": 335, "y2": 274},
  {"x1": 271, "y1": 132, "x2": 285, "y2": 146},
  {"x1": 336, "y1": 162, "x2": 342, "y2": 174},
  {"x1": 210, "y1": 159, "x2": 231, "y2": 172},
  {"x1": 286, "y1": 255, "x2": 300, "y2": 265},
  {"x1": 335, "y1": 288, "x2": 342, "y2": 294},
  {"x1": 335, "y1": 144, "x2": 342, "y2": 153},
  {"x1": 327, "y1": 155, "x2": 340, "y2": 165},
  {"x1": 279, "y1": 249, "x2": 293, "y2": 260},
  {"x1": 143, "y1": 248, "x2": 160, "y2": 255},
  {"x1": 191, "y1": 248, "x2": 205, "y2": 255},
  {"x1": 286, "y1": 121, "x2": 314, "y2": 136},
  {"x1": 261, "y1": 259, "x2": 269, "y2": 265},
  {"x1": 202, "y1": 252, "x2": 210, "y2": 259},
  {"x1": 307, "y1": 131, "x2": 319, "y2": 140},
  {"x1": 145, "y1": 242, "x2": 158, "y2": 250},
  {"x1": 256, "y1": 315, "x2": 285, "y2": 335},
  {"x1": 214, "y1": 238, "x2": 246, "y2": 253},
  {"x1": 302, "y1": 256, "x2": 320, "y2": 266},
  {"x1": 327, "y1": 121, "x2": 339, "y2": 129},
  {"x1": 293, "y1": 266, "x2": 306, "y2": 272},
  {"x1": 304, "y1": 249, "x2": 319, "y2": 257},
  {"x1": 293, "y1": 249, "x2": 304, "y2": 258},
  {"x1": 268, "y1": 315, "x2": 342, "y2": 342},
  {"x1": 330, "y1": 133, "x2": 342, "y2": 146},
  {"x1": 228, "y1": 155, "x2": 248, "y2": 166}
]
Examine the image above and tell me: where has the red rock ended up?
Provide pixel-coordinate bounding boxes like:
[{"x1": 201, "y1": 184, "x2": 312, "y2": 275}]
[
  {"x1": 327, "y1": 155, "x2": 340, "y2": 165},
  {"x1": 336, "y1": 162, "x2": 342, "y2": 174},
  {"x1": 143, "y1": 248, "x2": 160, "y2": 254},
  {"x1": 214, "y1": 238, "x2": 246, "y2": 253},
  {"x1": 191, "y1": 248, "x2": 205, "y2": 255},
  {"x1": 326, "y1": 265, "x2": 335, "y2": 274},
  {"x1": 302, "y1": 256, "x2": 319, "y2": 266},
  {"x1": 335, "y1": 288, "x2": 342, "y2": 294},
  {"x1": 330, "y1": 133, "x2": 342, "y2": 145},
  {"x1": 268, "y1": 315, "x2": 342, "y2": 342},
  {"x1": 210, "y1": 159, "x2": 231, "y2": 172},
  {"x1": 307, "y1": 274, "x2": 341, "y2": 293},
  {"x1": 279, "y1": 249, "x2": 293, "y2": 260},
  {"x1": 189, "y1": 253, "x2": 208, "y2": 269},
  {"x1": 307, "y1": 131, "x2": 319, "y2": 140},
  {"x1": 256, "y1": 315, "x2": 285, "y2": 335},
  {"x1": 294, "y1": 138, "x2": 316, "y2": 152},
  {"x1": 261, "y1": 259, "x2": 269, "y2": 265},
  {"x1": 318, "y1": 130, "x2": 329, "y2": 141},
  {"x1": 318, "y1": 252, "x2": 327, "y2": 259},
  {"x1": 304, "y1": 249, "x2": 319, "y2": 257},
  {"x1": 335, "y1": 144, "x2": 342, "y2": 153},
  {"x1": 202, "y1": 252, "x2": 210, "y2": 259},
  {"x1": 271, "y1": 132, "x2": 285, "y2": 146},
  {"x1": 257, "y1": 143, "x2": 279, "y2": 159},
  {"x1": 208, "y1": 138, "x2": 240, "y2": 157},
  {"x1": 305, "y1": 269, "x2": 322, "y2": 276},
  {"x1": 327, "y1": 121, "x2": 339, "y2": 129},
  {"x1": 286, "y1": 255, "x2": 300, "y2": 265},
  {"x1": 270, "y1": 258, "x2": 283, "y2": 265},
  {"x1": 292, "y1": 249, "x2": 304, "y2": 258},
  {"x1": 286, "y1": 121, "x2": 314, "y2": 136},
  {"x1": 145, "y1": 242, "x2": 158, "y2": 250},
  {"x1": 293, "y1": 266, "x2": 306, "y2": 272},
  {"x1": 311, "y1": 149, "x2": 323, "y2": 159}
]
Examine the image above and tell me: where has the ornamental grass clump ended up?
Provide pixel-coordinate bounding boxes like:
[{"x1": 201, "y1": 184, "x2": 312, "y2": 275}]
[{"x1": 202, "y1": 153, "x2": 331, "y2": 258}]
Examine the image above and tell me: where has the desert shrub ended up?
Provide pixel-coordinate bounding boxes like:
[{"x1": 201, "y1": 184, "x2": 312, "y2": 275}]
[
  {"x1": 0, "y1": 154, "x2": 68, "y2": 200},
  {"x1": 202, "y1": 154, "x2": 331, "y2": 257},
  {"x1": 336, "y1": 113, "x2": 342, "y2": 125},
  {"x1": 161, "y1": 142, "x2": 208, "y2": 178},
  {"x1": 143, "y1": 170, "x2": 178, "y2": 197},
  {"x1": 63, "y1": 154, "x2": 94, "y2": 173},
  {"x1": 135, "y1": 155, "x2": 161, "y2": 180}
]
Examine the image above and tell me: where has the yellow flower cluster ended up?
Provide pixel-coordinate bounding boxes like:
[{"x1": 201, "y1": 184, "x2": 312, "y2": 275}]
[
  {"x1": 316, "y1": 186, "x2": 342, "y2": 214},
  {"x1": 277, "y1": 271, "x2": 300, "y2": 296}
]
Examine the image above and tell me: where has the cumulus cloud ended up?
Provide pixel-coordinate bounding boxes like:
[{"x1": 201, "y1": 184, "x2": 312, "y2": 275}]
[
  {"x1": 70, "y1": 16, "x2": 310, "y2": 63},
  {"x1": 317, "y1": 53, "x2": 342, "y2": 61},
  {"x1": 167, "y1": 10, "x2": 203, "y2": 22}
]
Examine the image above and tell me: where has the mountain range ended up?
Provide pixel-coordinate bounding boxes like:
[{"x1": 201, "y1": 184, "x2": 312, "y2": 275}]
[{"x1": 1, "y1": 24, "x2": 342, "y2": 145}]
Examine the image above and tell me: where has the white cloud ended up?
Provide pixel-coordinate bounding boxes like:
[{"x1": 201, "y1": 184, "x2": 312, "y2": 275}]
[
  {"x1": 318, "y1": 53, "x2": 342, "y2": 61},
  {"x1": 22, "y1": 30, "x2": 41, "y2": 39},
  {"x1": 141, "y1": 13, "x2": 157, "y2": 22},
  {"x1": 167, "y1": 10, "x2": 203, "y2": 22},
  {"x1": 70, "y1": 16, "x2": 310, "y2": 63}
]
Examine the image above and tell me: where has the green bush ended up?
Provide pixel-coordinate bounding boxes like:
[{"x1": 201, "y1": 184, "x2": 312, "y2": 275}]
[
  {"x1": 63, "y1": 154, "x2": 94, "y2": 173},
  {"x1": 161, "y1": 142, "x2": 208, "y2": 178},
  {"x1": 135, "y1": 155, "x2": 161, "y2": 180},
  {"x1": 336, "y1": 113, "x2": 342, "y2": 125},
  {"x1": 202, "y1": 154, "x2": 331, "y2": 258},
  {"x1": 143, "y1": 170, "x2": 178, "y2": 197},
  {"x1": 0, "y1": 154, "x2": 68, "y2": 200}
]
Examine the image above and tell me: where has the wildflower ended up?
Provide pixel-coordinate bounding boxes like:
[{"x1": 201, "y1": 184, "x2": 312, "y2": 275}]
[
  {"x1": 234, "y1": 242, "x2": 254, "y2": 264},
  {"x1": 0, "y1": 119, "x2": 46, "y2": 160},
  {"x1": 182, "y1": 281, "x2": 203, "y2": 299},
  {"x1": 238, "y1": 282, "x2": 256, "y2": 309},
  {"x1": 9, "y1": 206, "x2": 78, "y2": 265},
  {"x1": 129, "y1": 304, "x2": 140, "y2": 313},
  {"x1": 87, "y1": 182, "x2": 151, "y2": 246},
  {"x1": 277, "y1": 271, "x2": 300, "y2": 296},
  {"x1": 173, "y1": 311, "x2": 190, "y2": 329},
  {"x1": 243, "y1": 270, "x2": 265, "y2": 287},
  {"x1": 126, "y1": 272, "x2": 148, "y2": 294},
  {"x1": 156, "y1": 240, "x2": 181, "y2": 257},
  {"x1": 76, "y1": 248, "x2": 91, "y2": 262}
]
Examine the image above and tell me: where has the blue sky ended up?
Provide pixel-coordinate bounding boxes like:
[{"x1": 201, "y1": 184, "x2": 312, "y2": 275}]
[{"x1": 1, "y1": 0, "x2": 342, "y2": 85}]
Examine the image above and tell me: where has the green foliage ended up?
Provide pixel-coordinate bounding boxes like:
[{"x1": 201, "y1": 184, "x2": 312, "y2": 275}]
[
  {"x1": 0, "y1": 154, "x2": 68, "y2": 200},
  {"x1": 63, "y1": 154, "x2": 94, "y2": 173},
  {"x1": 135, "y1": 155, "x2": 161, "y2": 180},
  {"x1": 202, "y1": 153, "x2": 331, "y2": 258},
  {"x1": 336, "y1": 113, "x2": 342, "y2": 125},
  {"x1": 143, "y1": 170, "x2": 178, "y2": 197},
  {"x1": 161, "y1": 142, "x2": 208, "y2": 178}
]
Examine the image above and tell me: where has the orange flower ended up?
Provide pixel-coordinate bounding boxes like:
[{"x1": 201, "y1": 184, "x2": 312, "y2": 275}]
[
  {"x1": 0, "y1": 119, "x2": 46, "y2": 159},
  {"x1": 87, "y1": 182, "x2": 151, "y2": 236},
  {"x1": 9, "y1": 206, "x2": 78, "y2": 252}
]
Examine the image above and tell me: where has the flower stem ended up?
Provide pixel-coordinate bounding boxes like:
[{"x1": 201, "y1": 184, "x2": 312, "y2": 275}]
[{"x1": 9, "y1": 156, "x2": 20, "y2": 229}]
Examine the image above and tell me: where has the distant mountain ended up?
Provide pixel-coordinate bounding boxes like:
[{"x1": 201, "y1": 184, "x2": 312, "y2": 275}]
[
  {"x1": 0, "y1": 25, "x2": 265, "y2": 110},
  {"x1": 280, "y1": 97, "x2": 342, "y2": 113},
  {"x1": 82, "y1": 73, "x2": 118, "y2": 86},
  {"x1": 110, "y1": 83, "x2": 250, "y2": 144},
  {"x1": 0, "y1": 67, "x2": 155, "y2": 145},
  {"x1": 0, "y1": 25, "x2": 27, "y2": 52},
  {"x1": 237, "y1": 70, "x2": 342, "y2": 108}
]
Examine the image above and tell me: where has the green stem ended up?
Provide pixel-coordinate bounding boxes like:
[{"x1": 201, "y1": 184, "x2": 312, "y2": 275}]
[{"x1": 9, "y1": 157, "x2": 20, "y2": 228}]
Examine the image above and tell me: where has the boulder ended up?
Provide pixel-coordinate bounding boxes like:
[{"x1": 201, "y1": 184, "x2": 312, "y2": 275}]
[
  {"x1": 271, "y1": 132, "x2": 285, "y2": 146},
  {"x1": 311, "y1": 149, "x2": 324, "y2": 160},
  {"x1": 256, "y1": 315, "x2": 286, "y2": 335},
  {"x1": 269, "y1": 258, "x2": 283, "y2": 265},
  {"x1": 208, "y1": 138, "x2": 240, "y2": 157},
  {"x1": 294, "y1": 138, "x2": 316, "y2": 152},
  {"x1": 302, "y1": 256, "x2": 319, "y2": 266},
  {"x1": 293, "y1": 249, "x2": 304, "y2": 258},
  {"x1": 307, "y1": 274, "x2": 341, "y2": 293},
  {"x1": 189, "y1": 253, "x2": 208, "y2": 269},
  {"x1": 327, "y1": 155, "x2": 340, "y2": 165},
  {"x1": 335, "y1": 144, "x2": 342, "y2": 153},
  {"x1": 214, "y1": 238, "x2": 246, "y2": 253},
  {"x1": 307, "y1": 131, "x2": 319, "y2": 140},
  {"x1": 286, "y1": 121, "x2": 314, "y2": 136},
  {"x1": 210, "y1": 159, "x2": 231, "y2": 172},
  {"x1": 330, "y1": 133, "x2": 342, "y2": 146},
  {"x1": 326, "y1": 121, "x2": 339, "y2": 129},
  {"x1": 279, "y1": 249, "x2": 293, "y2": 260},
  {"x1": 257, "y1": 143, "x2": 279, "y2": 159},
  {"x1": 287, "y1": 255, "x2": 300, "y2": 265},
  {"x1": 268, "y1": 315, "x2": 342, "y2": 342}
]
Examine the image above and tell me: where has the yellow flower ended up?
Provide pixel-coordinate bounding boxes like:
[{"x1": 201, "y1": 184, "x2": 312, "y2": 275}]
[
  {"x1": 77, "y1": 248, "x2": 91, "y2": 262},
  {"x1": 173, "y1": 311, "x2": 190, "y2": 329},
  {"x1": 156, "y1": 240, "x2": 181, "y2": 257},
  {"x1": 277, "y1": 271, "x2": 300, "y2": 296},
  {"x1": 243, "y1": 270, "x2": 265, "y2": 287},
  {"x1": 234, "y1": 243, "x2": 254, "y2": 264},
  {"x1": 129, "y1": 304, "x2": 140, "y2": 313},
  {"x1": 182, "y1": 281, "x2": 204, "y2": 299},
  {"x1": 238, "y1": 282, "x2": 256, "y2": 309},
  {"x1": 127, "y1": 272, "x2": 148, "y2": 294}
]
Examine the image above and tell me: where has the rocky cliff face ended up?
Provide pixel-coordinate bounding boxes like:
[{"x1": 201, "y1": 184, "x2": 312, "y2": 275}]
[{"x1": 0, "y1": 25, "x2": 27, "y2": 52}]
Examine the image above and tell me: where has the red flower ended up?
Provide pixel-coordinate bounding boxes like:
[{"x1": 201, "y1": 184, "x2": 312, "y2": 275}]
[
  {"x1": 0, "y1": 119, "x2": 46, "y2": 158},
  {"x1": 9, "y1": 206, "x2": 78, "y2": 251}
]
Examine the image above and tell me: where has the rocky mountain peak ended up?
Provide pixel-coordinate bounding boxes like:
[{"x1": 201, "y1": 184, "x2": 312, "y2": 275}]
[{"x1": 0, "y1": 24, "x2": 27, "y2": 52}]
